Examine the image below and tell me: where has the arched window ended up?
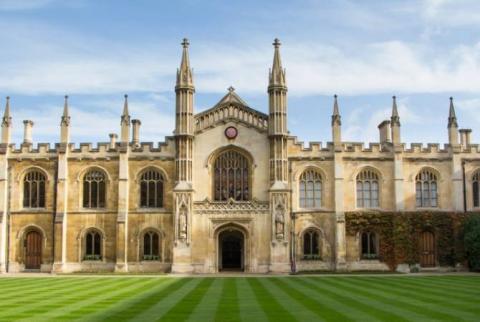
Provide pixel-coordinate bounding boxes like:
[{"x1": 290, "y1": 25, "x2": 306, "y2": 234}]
[
  {"x1": 83, "y1": 170, "x2": 106, "y2": 208},
  {"x1": 361, "y1": 232, "x2": 378, "y2": 259},
  {"x1": 143, "y1": 231, "x2": 160, "y2": 261},
  {"x1": 140, "y1": 170, "x2": 164, "y2": 208},
  {"x1": 356, "y1": 169, "x2": 379, "y2": 208},
  {"x1": 299, "y1": 170, "x2": 322, "y2": 208},
  {"x1": 85, "y1": 230, "x2": 102, "y2": 260},
  {"x1": 303, "y1": 229, "x2": 321, "y2": 260},
  {"x1": 415, "y1": 169, "x2": 438, "y2": 208},
  {"x1": 213, "y1": 150, "x2": 249, "y2": 201},
  {"x1": 23, "y1": 170, "x2": 46, "y2": 208},
  {"x1": 473, "y1": 171, "x2": 480, "y2": 208}
]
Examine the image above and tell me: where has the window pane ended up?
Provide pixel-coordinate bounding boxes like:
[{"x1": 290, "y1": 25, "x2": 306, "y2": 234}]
[
  {"x1": 357, "y1": 181, "x2": 363, "y2": 208},
  {"x1": 83, "y1": 181, "x2": 90, "y2": 208},
  {"x1": 416, "y1": 182, "x2": 422, "y2": 207},
  {"x1": 361, "y1": 233, "x2": 368, "y2": 256},
  {"x1": 303, "y1": 232, "x2": 311, "y2": 255},
  {"x1": 474, "y1": 181, "x2": 479, "y2": 208},
  {"x1": 152, "y1": 233, "x2": 159, "y2": 256},
  {"x1": 144, "y1": 233, "x2": 151, "y2": 256},
  {"x1": 24, "y1": 181, "x2": 30, "y2": 208},
  {"x1": 39, "y1": 182, "x2": 45, "y2": 208},
  {"x1": 312, "y1": 232, "x2": 319, "y2": 255},
  {"x1": 157, "y1": 181, "x2": 163, "y2": 207},
  {"x1": 431, "y1": 182, "x2": 437, "y2": 207}
]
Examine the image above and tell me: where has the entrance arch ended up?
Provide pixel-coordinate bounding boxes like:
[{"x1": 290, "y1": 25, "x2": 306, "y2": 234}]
[{"x1": 216, "y1": 225, "x2": 247, "y2": 272}]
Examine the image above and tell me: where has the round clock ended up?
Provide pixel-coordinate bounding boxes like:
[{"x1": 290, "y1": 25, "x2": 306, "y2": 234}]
[{"x1": 225, "y1": 126, "x2": 238, "y2": 139}]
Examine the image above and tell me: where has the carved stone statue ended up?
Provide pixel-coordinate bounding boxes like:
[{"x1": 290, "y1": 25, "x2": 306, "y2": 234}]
[
  {"x1": 275, "y1": 204, "x2": 284, "y2": 239},
  {"x1": 179, "y1": 206, "x2": 187, "y2": 239}
]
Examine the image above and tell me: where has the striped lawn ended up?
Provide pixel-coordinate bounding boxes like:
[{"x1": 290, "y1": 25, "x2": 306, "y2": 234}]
[{"x1": 0, "y1": 276, "x2": 478, "y2": 321}]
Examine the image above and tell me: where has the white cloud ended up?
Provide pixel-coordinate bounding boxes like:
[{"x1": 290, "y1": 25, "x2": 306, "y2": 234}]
[{"x1": 422, "y1": 0, "x2": 480, "y2": 26}]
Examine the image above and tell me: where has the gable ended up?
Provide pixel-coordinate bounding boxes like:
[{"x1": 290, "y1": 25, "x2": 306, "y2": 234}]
[{"x1": 194, "y1": 88, "x2": 268, "y2": 134}]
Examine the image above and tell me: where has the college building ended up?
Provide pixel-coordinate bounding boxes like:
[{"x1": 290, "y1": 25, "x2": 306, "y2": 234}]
[{"x1": 0, "y1": 39, "x2": 475, "y2": 273}]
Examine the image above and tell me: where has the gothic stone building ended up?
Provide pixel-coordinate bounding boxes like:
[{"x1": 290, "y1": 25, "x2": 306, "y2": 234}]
[{"x1": 0, "y1": 39, "x2": 476, "y2": 273}]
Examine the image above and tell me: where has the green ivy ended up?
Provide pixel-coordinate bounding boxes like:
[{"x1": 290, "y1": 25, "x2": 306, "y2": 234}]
[{"x1": 346, "y1": 211, "x2": 470, "y2": 270}]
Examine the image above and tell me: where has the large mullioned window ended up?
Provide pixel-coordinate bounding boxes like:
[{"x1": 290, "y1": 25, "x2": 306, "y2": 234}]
[
  {"x1": 140, "y1": 170, "x2": 164, "y2": 208},
  {"x1": 23, "y1": 170, "x2": 46, "y2": 208},
  {"x1": 299, "y1": 170, "x2": 322, "y2": 208},
  {"x1": 356, "y1": 170, "x2": 379, "y2": 208},
  {"x1": 83, "y1": 170, "x2": 106, "y2": 208},
  {"x1": 415, "y1": 169, "x2": 438, "y2": 208},
  {"x1": 214, "y1": 150, "x2": 249, "y2": 201}
]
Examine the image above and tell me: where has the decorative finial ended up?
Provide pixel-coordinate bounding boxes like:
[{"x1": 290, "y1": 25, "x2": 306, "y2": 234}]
[
  {"x1": 228, "y1": 86, "x2": 235, "y2": 92},
  {"x1": 334, "y1": 94, "x2": 337, "y2": 99},
  {"x1": 273, "y1": 38, "x2": 281, "y2": 48},
  {"x1": 6, "y1": 96, "x2": 10, "y2": 101},
  {"x1": 181, "y1": 38, "x2": 190, "y2": 48},
  {"x1": 124, "y1": 94, "x2": 128, "y2": 99}
]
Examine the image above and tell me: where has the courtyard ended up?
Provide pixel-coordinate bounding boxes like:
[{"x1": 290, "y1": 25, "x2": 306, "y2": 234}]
[{"x1": 0, "y1": 275, "x2": 478, "y2": 321}]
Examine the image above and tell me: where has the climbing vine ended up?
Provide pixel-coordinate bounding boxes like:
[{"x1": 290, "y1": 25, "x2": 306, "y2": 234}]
[{"x1": 346, "y1": 211, "x2": 470, "y2": 270}]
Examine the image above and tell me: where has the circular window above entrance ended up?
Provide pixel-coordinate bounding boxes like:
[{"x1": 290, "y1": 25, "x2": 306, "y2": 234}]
[{"x1": 225, "y1": 126, "x2": 238, "y2": 139}]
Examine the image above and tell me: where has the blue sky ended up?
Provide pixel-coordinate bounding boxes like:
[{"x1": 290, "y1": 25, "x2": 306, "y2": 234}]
[{"x1": 0, "y1": 0, "x2": 479, "y2": 145}]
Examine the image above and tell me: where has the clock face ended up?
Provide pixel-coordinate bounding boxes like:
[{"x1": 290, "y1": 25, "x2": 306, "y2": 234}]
[{"x1": 225, "y1": 126, "x2": 238, "y2": 139}]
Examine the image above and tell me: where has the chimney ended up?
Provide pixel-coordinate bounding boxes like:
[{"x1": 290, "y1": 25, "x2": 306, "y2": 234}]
[
  {"x1": 459, "y1": 129, "x2": 472, "y2": 149},
  {"x1": 23, "y1": 120, "x2": 34, "y2": 144},
  {"x1": 378, "y1": 120, "x2": 391, "y2": 144},
  {"x1": 109, "y1": 133, "x2": 118, "y2": 150},
  {"x1": 131, "y1": 119, "x2": 141, "y2": 146}
]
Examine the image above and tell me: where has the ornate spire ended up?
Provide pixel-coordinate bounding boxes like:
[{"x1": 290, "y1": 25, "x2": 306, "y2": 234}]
[
  {"x1": 391, "y1": 95, "x2": 400, "y2": 126},
  {"x1": 121, "y1": 94, "x2": 130, "y2": 125},
  {"x1": 331, "y1": 94, "x2": 341, "y2": 126},
  {"x1": 176, "y1": 38, "x2": 194, "y2": 87},
  {"x1": 2, "y1": 96, "x2": 11, "y2": 127},
  {"x1": 448, "y1": 96, "x2": 458, "y2": 128},
  {"x1": 61, "y1": 95, "x2": 70, "y2": 126},
  {"x1": 269, "y1": 38, "x2": 286, "y2": 88}
]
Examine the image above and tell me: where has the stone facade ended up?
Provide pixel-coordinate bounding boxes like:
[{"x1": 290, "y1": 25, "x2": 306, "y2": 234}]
[{"x1": 0, "y1": 39, "x2": 476, "y2": 274}]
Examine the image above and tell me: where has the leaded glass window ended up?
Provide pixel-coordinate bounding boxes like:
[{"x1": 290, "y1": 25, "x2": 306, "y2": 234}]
[
  {"x1": 83, "y1": 170, "x2": 106, "y2": 208},
  {"x1": 23, "y1": 170, "x2": 46, "y2": 208},
  {"x1": 473, "y1": 172, "x2": 480, "y2": 208},
  {"x1": 361, "y1": 232, "x2": 378, "y2": 259},
  {"x1": 415, "y1": 169, "x2": 438, "y2": 208},
  {"x1": 356, "y1": 170, "x2": 379, "y2": 208},
  {"x1": 299, "y1": 170, "x2": 322, "y2": 208},
  {"x1": 143, "y1": 231, "x2": 160, "y2": 261},
  {"x1": 303, "y1": 229, "x2": 321, "y2": 260},
  {"x1": 140, "y1": 170, "x2": 164, "y2": 208},
  {"x1": 214, "y1": 150, "x2": 249, "y2": 201}
]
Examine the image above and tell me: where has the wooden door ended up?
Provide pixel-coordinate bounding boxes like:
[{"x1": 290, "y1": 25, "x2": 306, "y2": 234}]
[
  {"x1": 420, "y1": 231, "x2": 435, "y2": 267},
  {"x1": 25, "y1": 231, "x2": 42, "y2": 269}
]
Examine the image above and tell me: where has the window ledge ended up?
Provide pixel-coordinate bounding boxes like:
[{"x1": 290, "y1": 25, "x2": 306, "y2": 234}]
[
  {"x1": 294, "y1": 208, "x2": 331, "y2": 214},
  {"x1": 359, "y1": 258, "x2": 380, "y2": 262},
  {"x1": 15, "y1": 209, "x2": 49, "y2": 214},
  {"x1": 415, "y1": 207, "x2": 439, "y2": 211},
  {"x1": 136, "y1": 208, "x2": 168, "y2": 213},
  {"x1": 355, "y1": 207, "x2": 382, "y2": 211}
]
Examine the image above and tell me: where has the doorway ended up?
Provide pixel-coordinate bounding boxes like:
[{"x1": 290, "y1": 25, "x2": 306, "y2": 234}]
[
  {"x1": 420, "y1": 231, "x2": 435, "y2": 267},
  {"x1": 25, "y1": 230, "x2": 42, "y2": 270},
  {"x1": 218, "y1": 229, "x2": 244, "y2": 271}
]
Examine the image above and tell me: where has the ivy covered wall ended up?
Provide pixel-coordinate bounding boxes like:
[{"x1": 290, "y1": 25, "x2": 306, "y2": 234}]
[{"x1": 345, "y1": 211, "x2": 470, "y2": 270}]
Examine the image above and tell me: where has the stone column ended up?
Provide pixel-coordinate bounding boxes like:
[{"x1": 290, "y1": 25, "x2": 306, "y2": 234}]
[
  {"x1": 53, "y1": 145, "x2": 69, "y2": 272},
  {"x1": 0, "y1": 97, "x2": 11, "y2": 273},
  {"x1": 333, "y1": 148, "x2": 347, "y2": 271},
  {"x1": 116, "y1": 144, "x2": 129, "y2": 272}
]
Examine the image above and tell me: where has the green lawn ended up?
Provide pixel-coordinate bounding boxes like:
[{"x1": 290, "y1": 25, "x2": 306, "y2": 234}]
[{"x1": 0, "y1": 275, "x2": 479, "y2": 321}]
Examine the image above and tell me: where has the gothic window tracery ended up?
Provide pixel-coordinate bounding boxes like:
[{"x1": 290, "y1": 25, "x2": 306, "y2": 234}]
[
  {"x1": 415, "y1": 169, "x2": 438, "y2": 208},
  {"x1": 356, "y1": 169, "x2": 379, "y2": 208},
  {"x1": 23, "y1": 170, "x2": 46, "y2": 208},
  {"x1": 213, "y1": 150, "x2": 249, "y2": 201},
  {"x1": 473, "y1": 171, "x2": 480, "y2": 208},
  {"x1": 299, "y1": 170, "x2": 322, "y2": 208},
  {"x1": 361, "y1": 231, "x2": 378, "y2": 259},
  {"x1": 303, "y1": 229, "x2": 321, "y2": 260},
  {"x1": 84, "y1": 230, "x2": 102, "y2": 261},
  {"x1": 143, "y1": 231, "x2": 160, "y2": 261},
  {"x1": 140, "y1": 170, "x2": 164, "y2": 208},
  {"x1": 83, "y1": 170, "x2": 106, "y2": 208}
]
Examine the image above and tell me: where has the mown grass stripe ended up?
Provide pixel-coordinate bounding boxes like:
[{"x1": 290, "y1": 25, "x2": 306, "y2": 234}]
[
  {"x1": 408, "y1": 277, "x2": 480, "y2": 294},
  {"x1": 357, "y1": 277, "x2": 480, "y2": 320},
  {"x1": 370, "y1": 277, "x2": 480, "y2": 305},
  {"x1": 0, "y1": 278, "x2": 59, "y2": 296},
  {"x1": 341, "y1": 277, "x2": 467, "y2": 321},
  {"x1": 259, "y1": 278, "x2": 322, "y2": 321},
  {"x1": 0, "y1": 278, "x2": 100, "y2": 317},
  {"x1": 11, "y1": 278, "x2": 137, "y2": 321},
  {"x1": 127, "y1": 278, "x2": 202, "y2": 322},
  {"x1": 59, "y1": 278, "x2": 164, "y2": 321},
  {"x1": 271, "y1": 277, "x2": 357, "y2": 322},
  {"x1": 315, "y1": 277, "x2": 433, "y2": 321},
  {"x1": 247, "y1": 278, "x2": 297, "y2": 322},
  {"x1": 214, "y1": 278, "x2": 240, "y2": 322},
  {"x1": 159, "y1": 278, "x2": 215, "y2": 322},
  {"x1": 81, "y1": 277, "x2": 183, "y2": 322},
  {"x1": 0, "y1": 278, "x2": 85, "y2": 302},
  {"x1": 292, "y1": 277, "x2": 407, "y2": 322},
  {"x1": 236, "y1": 277, "x2": 268, "y2": 322},
  {"x1": 185, "y1": 278, "x2": 224, "y2": 322}
]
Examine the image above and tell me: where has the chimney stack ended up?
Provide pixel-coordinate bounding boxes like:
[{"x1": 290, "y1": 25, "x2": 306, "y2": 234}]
[
  {"x1": 109, "y1": 133, "x2": 118, "y2": 150},
  {"x1": 131, "y1": 119, "x2": 141, "y2": 146},
  {"x1": 459, "y1": 129, "x2": 472, "y2": 149},
  {"x1": 378, "y1": 120, "x2": 391, "y2": 144},
  {"x1": 23, "y1": 120, "x2": 34, "y2": 144}
]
